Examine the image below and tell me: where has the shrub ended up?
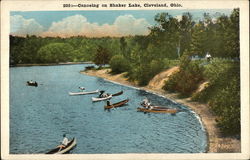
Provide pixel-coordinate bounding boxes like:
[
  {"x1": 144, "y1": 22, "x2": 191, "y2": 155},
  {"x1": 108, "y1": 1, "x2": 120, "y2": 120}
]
[
  {"x1": 192, "y1": 58, "x2": 239, "y2": 102},
  {"x1": 210, "y1": 77, "x2": 240, "y2": 136},
  {"x1": 126, "y1": 59, "x2": 166, "y2": 86},
  {"x1": 192, "y1": 58, "x2": 240, "y2": 136},
  {"x1": 149, "y1": 59, "x2": 165, "y2": 76},
  {"x1": 163, "y1": 54, "x2": 204, "y2": 96},
  {"x1": 109, "y1": 55, "x2": 130, "y2": 74}
]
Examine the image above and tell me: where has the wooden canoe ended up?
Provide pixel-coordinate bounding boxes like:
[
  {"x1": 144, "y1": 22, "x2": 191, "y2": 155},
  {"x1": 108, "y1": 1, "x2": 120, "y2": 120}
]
[
  {"x1": 104, "y1": 99, "x2": 129, "y2": 109},
  {"x1": 69, "y1": 90, "x2": 99, "y2": 96},
  {"x1": 137, "y1": 107, "x2": 178, "y2": 114},
  {"x1": 112, "y1": 91, "x2": 123, "y2": 97},
  {"x1": 46, "y1": 138, "x2": 76, "y2": 154}
]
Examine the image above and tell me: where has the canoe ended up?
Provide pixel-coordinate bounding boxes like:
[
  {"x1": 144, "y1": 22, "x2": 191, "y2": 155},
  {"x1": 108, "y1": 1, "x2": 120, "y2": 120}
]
[
  {"x1": 112, "y1": 91, "x2": 123, "y2": 97},
  {"x1": 46, "y1": 138, "x2": 76, "y2": 154},
  {"x1": 69, "y1": 90, "x2": 99, "y2": 96},
  {"x1": 27, "y1": 81, "x2": 38, "y2": 87},
  {"x1": 85, "y1": 65, "x2": 95, "y2": 70},
  {"x1": 92, "y1": 94, "x2": 112, "y2": 102},
  {"x1": 104, "y1": 99, "x2": 129, "y2": 109},
  {"x1": 137, "y1": 107, "x2": 178, "y2": 114}
]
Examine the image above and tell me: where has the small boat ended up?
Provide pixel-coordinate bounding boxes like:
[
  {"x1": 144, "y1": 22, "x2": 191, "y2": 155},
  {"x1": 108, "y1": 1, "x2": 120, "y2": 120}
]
[
  {"x1": 46, "y1": 138, "x2": 76, "y2": 154},
  {"x1": 104, "y1": 99, "x2": 129, "y2": 109},
  {"x1": 92, "y1": 94, "x2": 112, "y2": 102},
  {"x1": 112, "y1": 91, "x2": 123, "y2": 97},
  {"x1": 26, "y1": 81, "x2": 38, "y2": 87},
  {"x1": 137, "y1": 107, "x2": 178, "y2": 114},
  {"x1": 85, "y1": 65, "x2": 95, "y2": 70},
  {"x1": 69, "y1": 90, "x2": 99, "y2": 96},
  {"x1": 91, "y1": 91, "x2": 123, "y2": 102}
]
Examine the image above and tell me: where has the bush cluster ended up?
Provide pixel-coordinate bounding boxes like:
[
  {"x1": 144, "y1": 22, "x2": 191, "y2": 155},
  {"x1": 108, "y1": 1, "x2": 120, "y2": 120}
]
[
  {"x1": 192, "y1": 59, "x2": 240, "y2": 136},
  {"x1": 163, "y1": 54, "x2": 204, "y2": 96},
  {"x1": 109, "y1": 55, "x2": 130, "y2": 74}
]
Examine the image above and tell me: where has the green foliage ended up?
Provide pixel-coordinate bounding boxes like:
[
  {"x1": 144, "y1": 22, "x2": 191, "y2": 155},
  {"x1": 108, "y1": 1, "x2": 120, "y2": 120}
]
[
  {"x1": 189, "y1": 9, "x2": 240, "y2": 58},
  {"x1": 93, "y1": 46, "x2": 111, "y2": 68},
  {"x1": 149, "y1": 59, "x2": 165, "y2": 76},
  {"x1": 109, "y1": 55, "x2": 130, "y2": 74},
  {"x1": 163, "y1": 58, "x2": 180, "y2": 68},
  {"x1": 192, "y1": 58, "x2": 239, "y2": 101},
  {"x1": 127, "y1": 59, "x2": 166, "y2": 86},
  {"x1": 134, "y1": 64, "x2": 152, "y2": 86},
  {"x1": 138, "y1": 59, "x2": 166, "y2": 86},
  {"x1": 163, "y1": 53, "x2": 204, "y2": 96},
  {"x1": 191, "y1": 58, "x2": 240, "y2": 136},
  {"x1": 37, "y1": 43, "x2": 74, "y2": 63},
  {"x1": 210, "y1": 77, "x2": 240, "y2": 136}
]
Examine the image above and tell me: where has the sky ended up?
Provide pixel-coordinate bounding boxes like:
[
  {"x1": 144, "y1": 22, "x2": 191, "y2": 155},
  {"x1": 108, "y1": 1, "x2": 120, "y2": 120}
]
[{"x1": 10, "y1": 9, "x2": 233, "y2": 37}]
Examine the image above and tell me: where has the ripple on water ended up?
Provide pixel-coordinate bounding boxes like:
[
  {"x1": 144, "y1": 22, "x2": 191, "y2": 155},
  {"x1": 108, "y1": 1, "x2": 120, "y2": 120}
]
[{"x1": 10, "y1": 65, "x2": 207, "y2": 154}]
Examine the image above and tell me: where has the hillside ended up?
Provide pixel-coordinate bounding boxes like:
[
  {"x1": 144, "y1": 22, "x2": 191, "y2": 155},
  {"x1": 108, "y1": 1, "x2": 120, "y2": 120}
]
[{"x1": 147, "y1": 66, "x2": 179, "y2": 90}]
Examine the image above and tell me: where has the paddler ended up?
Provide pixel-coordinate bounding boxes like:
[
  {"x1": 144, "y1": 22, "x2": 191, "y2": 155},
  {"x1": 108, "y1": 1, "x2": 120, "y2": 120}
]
[{"x1": 58, "y1": 134, "x2": 69, "y2": 151}]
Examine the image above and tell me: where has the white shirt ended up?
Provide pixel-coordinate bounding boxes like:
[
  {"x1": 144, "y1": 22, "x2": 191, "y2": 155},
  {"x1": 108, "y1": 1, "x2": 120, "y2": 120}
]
[
  {"x1": 62, "y1": 137, "x2": 69, "y2": 146},
  {"x1": 143, "y1": 99, "x2": 148, "y2": 104}
]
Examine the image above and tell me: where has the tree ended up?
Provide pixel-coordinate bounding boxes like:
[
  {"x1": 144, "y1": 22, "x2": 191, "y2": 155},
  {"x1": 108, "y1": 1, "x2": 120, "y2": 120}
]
[
  {"x1": 93, "y1": 46, "x2": 111, "y2": 68},
  {"x1": 190, "y1": 22, "x2": 207, "y2": 56},
  {"x1": 226, "y1": 8, "x2": 239, "y2": 58},
  {"x1": 149, "y1": 12, "x2": 180, "y2": 59},
  {"x1": 179, "y1": 12, "x2": 195, "y2": 56},
  {"x1": 120, "y1": 37, "x2": 127, "y2": 56},
  {"x1": 37, "y1": 43, "x2": 74, "y2": 63}
]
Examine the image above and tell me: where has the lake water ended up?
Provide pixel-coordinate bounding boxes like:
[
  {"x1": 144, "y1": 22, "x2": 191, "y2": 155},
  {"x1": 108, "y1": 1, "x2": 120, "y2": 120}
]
[{"x1": 10, "y1": 64, "x2": 207, "y2": 154}]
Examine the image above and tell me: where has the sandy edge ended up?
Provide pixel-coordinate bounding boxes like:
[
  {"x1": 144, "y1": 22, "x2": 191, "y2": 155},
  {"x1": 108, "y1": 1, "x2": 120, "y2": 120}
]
[{"x1": 81, "y1": 68, "x2": 241, "y2": 153}]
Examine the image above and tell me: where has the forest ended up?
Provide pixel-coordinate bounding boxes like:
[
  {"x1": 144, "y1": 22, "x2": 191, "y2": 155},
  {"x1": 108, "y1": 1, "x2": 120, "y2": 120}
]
[{"x1": 10, "y1": 9, "x2": 240, "y2": 136}]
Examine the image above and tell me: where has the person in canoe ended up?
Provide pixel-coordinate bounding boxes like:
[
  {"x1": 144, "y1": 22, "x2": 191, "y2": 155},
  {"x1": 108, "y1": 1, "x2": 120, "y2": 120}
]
[
  {"x1": 27, "y1": 80, "x2": 38, "y2": 86},
  {"x1": 99, "y1": 90, "x2": 110, "y2": 98},
  {"x1": 107, "y1": 100, "x2": 111, "y2": 106},
  {"x1": 58, "y1": 134, "x2": 69, "y2": 151},
  {"x1": 79, "y1": 87, "x2": 85, "y2": 91},
  {"x1": 141, "y1": 98, "x2": 151, "y2": 109}
]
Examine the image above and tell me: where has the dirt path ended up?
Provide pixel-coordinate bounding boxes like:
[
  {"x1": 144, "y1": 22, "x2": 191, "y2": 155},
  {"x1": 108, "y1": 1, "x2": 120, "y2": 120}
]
[{"x1": 82, "y1": 68, "x2": 240, "y2": 153}]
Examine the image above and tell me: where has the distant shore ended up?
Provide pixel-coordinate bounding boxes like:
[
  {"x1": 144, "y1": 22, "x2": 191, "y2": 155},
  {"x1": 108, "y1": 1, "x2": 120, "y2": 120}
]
[
  {"x1": 11, "y1": 62, "x2": 93, "y2": 67},
  {"x1": 82, "y1": 68, "x2": 241, "y2": 153}
]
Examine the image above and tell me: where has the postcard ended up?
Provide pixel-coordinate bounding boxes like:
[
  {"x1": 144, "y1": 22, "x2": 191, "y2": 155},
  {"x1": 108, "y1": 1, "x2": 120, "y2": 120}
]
[{"x1": 1, "y1": 0, "x2": 249, "y2": 160}]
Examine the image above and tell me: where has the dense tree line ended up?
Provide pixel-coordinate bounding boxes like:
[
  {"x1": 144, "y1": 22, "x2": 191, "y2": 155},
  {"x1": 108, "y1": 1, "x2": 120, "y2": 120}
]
[
  {"x1": 10, "y1": 9, "x2": 239, "y2": 66},
  {"x1": 10, "y1": 9, "x2": 240, "y2": 136},
  {"x1": 10, "y1": 35, "x2": 121, "y2": 65}
]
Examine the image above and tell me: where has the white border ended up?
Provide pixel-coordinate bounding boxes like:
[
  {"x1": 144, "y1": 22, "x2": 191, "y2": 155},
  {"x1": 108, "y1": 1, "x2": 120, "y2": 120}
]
[{"x1": 1, "y1": 0, "x2": 249, "y2": 160}]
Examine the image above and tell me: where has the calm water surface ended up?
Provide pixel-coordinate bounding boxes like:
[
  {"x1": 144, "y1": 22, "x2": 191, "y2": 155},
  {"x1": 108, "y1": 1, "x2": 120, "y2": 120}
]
[{"x1": 10, "y1": 64, "x2": 207, "y2": 154}]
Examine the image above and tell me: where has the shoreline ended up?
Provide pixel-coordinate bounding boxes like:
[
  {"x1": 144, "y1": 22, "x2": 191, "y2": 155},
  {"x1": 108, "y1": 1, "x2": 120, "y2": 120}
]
[{"x1": 81, "y1": 68, "x2": 241, "y2": 153}]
